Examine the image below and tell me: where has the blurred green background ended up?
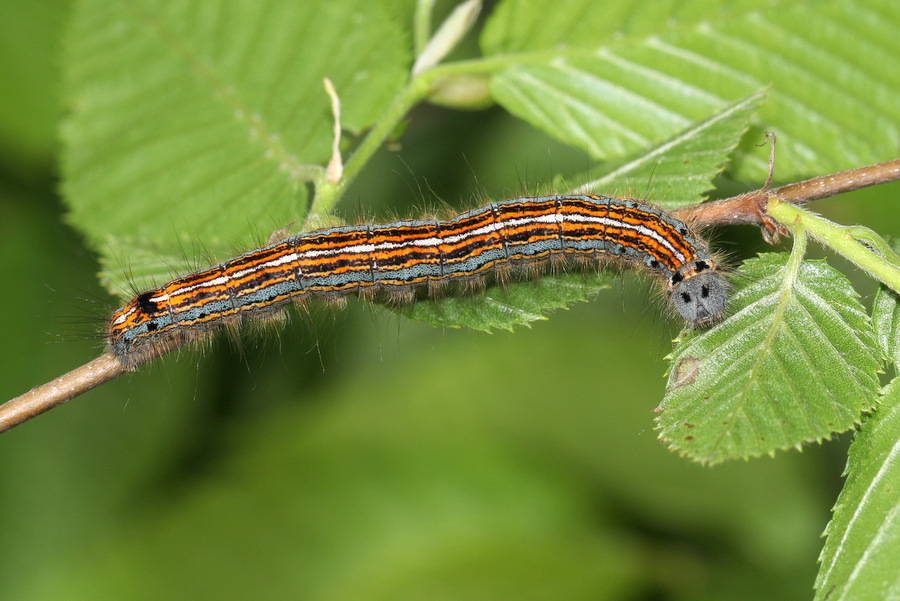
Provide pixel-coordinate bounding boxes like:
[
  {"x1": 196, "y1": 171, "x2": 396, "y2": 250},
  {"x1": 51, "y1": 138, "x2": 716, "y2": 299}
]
[{"x1": 2, "y1": 2, "x2": 898, "y2": 599}]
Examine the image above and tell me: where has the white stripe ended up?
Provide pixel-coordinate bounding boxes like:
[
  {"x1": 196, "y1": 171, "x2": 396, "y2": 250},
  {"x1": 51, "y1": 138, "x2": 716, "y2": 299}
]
[
  {"x1": 294, "y1": 211, "x2": 684, "y2": 264},
  {"x1": 112, "y1": 306, "x2": 135, "y2": 325},
  {"x1": 567, "y1": 214, "x2": 686, "y2": 263},
  {"x1": 230, "y1": 252, "x2": 298, "y2": 280}
]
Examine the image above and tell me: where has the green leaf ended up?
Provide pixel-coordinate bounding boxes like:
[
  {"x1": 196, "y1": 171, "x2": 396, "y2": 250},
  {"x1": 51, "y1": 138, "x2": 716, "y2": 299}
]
[
  {"x1": 481, "y1": 0, "x2": 769, "y2": 51},
  {"x1": 572, "y1": 89, "x2": 765, "y2": 209},
  {"x1": 815, "y1": 378, "x2": 900, "y2": 601},
  {"x1": 402, "y1": 272, "x2": 613, "y2": 332},
  {"x1": 61, "y1": 0, "x2": 409, "y2": 297},
  {"x1": 481, "y1": 0, "x2": 900, "y2": 179},
  {"x1": 657, "y1": 252, "x2": 882, "y2": 464}
]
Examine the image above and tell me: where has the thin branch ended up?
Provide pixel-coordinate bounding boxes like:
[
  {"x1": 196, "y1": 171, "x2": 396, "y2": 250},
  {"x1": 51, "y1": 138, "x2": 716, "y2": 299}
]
[
  {"x1": 3, "y1": 159, "x2": 900, "y2": 434},
  {"x1": 669, "y1": 159, "x2": 900, "y2": 227},
  {"x1": 0, "y1": 354, "x2": 125, "y2": 434}
]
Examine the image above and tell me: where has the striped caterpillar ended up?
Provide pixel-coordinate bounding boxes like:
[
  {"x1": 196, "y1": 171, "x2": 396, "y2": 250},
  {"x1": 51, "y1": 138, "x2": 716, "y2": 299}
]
[{"x1": 108, "y1": 194, "x2": 727, "y2": 368}]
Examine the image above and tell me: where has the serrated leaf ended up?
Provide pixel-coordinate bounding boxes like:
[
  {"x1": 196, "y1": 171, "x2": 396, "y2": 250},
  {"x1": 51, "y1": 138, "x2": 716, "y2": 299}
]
[
  {"x1": 481, "y1": 0, "x2": 900, "y2": 179},
  {"x1": 657, "y1": 253, "x2": 881, "y2": 464},
  {"x1": 573, "y1": 90, "x2": 764, "y2": 208},
  {"x1": 61, "y1": 0, "x2": 409, "y2": 297},
  {"x1": 402, "y1": 272, "x2": 613, "y2": 332},
  {"x1": 815, "y1": 379, "x2": 900, "y2": 601}
]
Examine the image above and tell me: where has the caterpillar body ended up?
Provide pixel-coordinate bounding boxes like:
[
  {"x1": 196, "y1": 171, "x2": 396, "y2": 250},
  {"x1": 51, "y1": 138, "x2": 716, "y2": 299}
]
[{"x1": 108, "y1": 194, "x2": 727, "y2": 368}]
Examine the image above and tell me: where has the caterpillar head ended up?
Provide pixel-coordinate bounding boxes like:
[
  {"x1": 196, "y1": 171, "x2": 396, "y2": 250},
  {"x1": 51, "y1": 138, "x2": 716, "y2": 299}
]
[{"x1": 668, "y1": 260, "x2": 728, "y2": 326}]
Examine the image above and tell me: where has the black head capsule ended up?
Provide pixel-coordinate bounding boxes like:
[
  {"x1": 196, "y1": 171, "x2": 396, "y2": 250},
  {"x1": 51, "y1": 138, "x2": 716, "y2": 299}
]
[{"x1": 667, "y1": 261, "x2": 728, "y2": 326}]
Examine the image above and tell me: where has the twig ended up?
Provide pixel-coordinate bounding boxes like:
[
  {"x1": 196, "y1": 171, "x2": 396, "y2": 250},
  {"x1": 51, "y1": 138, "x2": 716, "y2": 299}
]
[
  {"x1": 670, "y1": 159, "x2": 900, "y2": 227},
  {"x1": 0, "y1": 354, "x2": 124, "y2": 434},
  {"x1": 3, "y1": 159, "x2": 900, "y2": 434}
]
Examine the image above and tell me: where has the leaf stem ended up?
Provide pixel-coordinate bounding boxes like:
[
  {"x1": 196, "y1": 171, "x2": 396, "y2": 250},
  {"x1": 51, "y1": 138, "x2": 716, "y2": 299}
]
[
  {"x1": 768, "y1": 199, "x2": 900, "y2": 296},
  {"x1": 305, "y1": 53, "x2": 519, "y2": 227}
]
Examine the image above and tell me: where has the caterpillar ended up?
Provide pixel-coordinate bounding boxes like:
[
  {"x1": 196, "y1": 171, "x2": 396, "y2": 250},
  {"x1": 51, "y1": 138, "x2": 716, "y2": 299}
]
[{"x1": 108, "y1": 194, "x2": 727, "y2": 369}]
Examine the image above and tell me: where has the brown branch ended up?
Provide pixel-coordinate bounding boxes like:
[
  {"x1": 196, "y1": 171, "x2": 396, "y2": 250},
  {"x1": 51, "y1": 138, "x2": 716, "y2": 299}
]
[
  {"x1": 670, "y1": 159, "x2": 900, "y2": 227},
  {"x1": 0, "y1": 353, "x2": 125, "y2": 434},
  {"x1": 3, "y1": 158, "x2": 900, "y2": 434}
]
